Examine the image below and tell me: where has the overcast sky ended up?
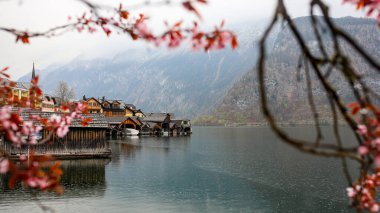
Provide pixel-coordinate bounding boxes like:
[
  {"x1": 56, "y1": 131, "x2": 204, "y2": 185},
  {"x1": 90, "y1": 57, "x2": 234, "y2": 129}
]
[{"x1": 0, "y1": 0, "x2": 366, "y2": 80}]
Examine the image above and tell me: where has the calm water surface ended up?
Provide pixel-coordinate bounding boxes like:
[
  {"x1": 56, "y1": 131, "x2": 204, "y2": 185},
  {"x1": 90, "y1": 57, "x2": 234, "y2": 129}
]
[{"x1": 0, "y1": 126, "x2": 358, "y2": 212}]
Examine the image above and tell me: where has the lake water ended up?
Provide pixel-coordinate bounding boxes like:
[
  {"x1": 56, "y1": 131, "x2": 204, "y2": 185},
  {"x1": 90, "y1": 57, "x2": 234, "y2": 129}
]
[{"x1": 0, "y1": 126, "x2": 358, "y2": 212}]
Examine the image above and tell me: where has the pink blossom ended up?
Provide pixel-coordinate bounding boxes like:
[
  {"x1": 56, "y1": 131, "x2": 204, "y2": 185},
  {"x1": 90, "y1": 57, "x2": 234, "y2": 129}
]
[
  {"x1": 7, "y1": 131, "x2": 20, "y2": 144},
  {"x1": 374, "y1": 138, "x2": 380, "y2": 149},
  {"x1": 357, "y1": 124, "x2": 368, "y2": 135},
  {"x1": 27, "y1": 177, "x2": 38, "y2": 188},
  {"x1": 358, "y1": 146, "x2": 369, "y2": 155},
  {"x1": 154, "y1": 37, "x2": 164, "y2": 46},
  {"x1": 37, "y1": 178, "x2": 49, "y2": 189},
  {"x1": 355, "y1": 185, "x2": 361, "y2": 191},
  {"x1": 366, "y1": 179, "x2": 375, "y2": 188},
  {"x1": 88, "y1": 27, "x2": 96, "y2": 33},
  {"x1": 0, "y1": 106, "x2": 11, "y2": 120},
  {"x1": 21, "y1": 121, "x2": 33, "y2": 135},
  {"x1": 29, "y1": 135, "x2": 37, "y2": 144},
  {"x1": 168, "y1": 37, "x2": 182, "y2": 48},
  {"x1": 135, "y1": 21, "x2": 152, "y2": 40},
  {"x1": 30, "y1": 115, "x2": 40, "y2": 120},
  {"x1": 65, "y1": 116, "x2": 73, "y2": 124},
  {"x1": 26, "y1": 176, "x2": 50, "y2": 189},
  {"x1": 217, "y1": 31, "x2": 232, "y2": 49},
  {"x1": 19, "y1": 155, "x2": 27, "y2": 161},
  {"x1": 348, "y1": 170, "x2": 380, "y2": 212},
  {"x1": 0, "y1": 159, "x2": 9, "y2": 174},
  {"x1": 10, "y1": 123, "x2": 17, "y2": 131},
  {"x1": 371, "y1": 204, "x2": 380, "y2": 212},
  {"x1": 35, "y1": 125, "x2": 42, "y2": 132},
  {"x1": 346, "y1": 187, "x2": 356, "y2": 198},
  {"x1": 56, "y1": 125, "x2": 69, "y2": 138},
  {"x1": 75, "y1": 102, "x2": 86, "y2": 112},
  {"x1": 50, "y1": 114, "x2": 62, "y2": 124},
  {"x1": 2, "y1": 120, "x2": 10, "y2": 128},
  {"x1": 70, "y1": 112, "x2": 77, "y2": 119},
  {"x1": 374, "y1": 155, "x2": 380, "y2": 168}
]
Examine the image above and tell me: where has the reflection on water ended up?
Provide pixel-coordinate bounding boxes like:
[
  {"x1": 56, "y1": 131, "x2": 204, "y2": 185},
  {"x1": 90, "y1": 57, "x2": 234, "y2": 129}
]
[
  {"x1": 59, "y1": 159, "x2": 108, "y2": 197},
  {"x1": 0, "y1": 159, "x2": 109, "y2": 212},
  {"x1": 0, "y1": 127, "x2": 358, "y2": 212},
  {"x1": 108, "y1": 136, "x2": 191, "y2": 164}
]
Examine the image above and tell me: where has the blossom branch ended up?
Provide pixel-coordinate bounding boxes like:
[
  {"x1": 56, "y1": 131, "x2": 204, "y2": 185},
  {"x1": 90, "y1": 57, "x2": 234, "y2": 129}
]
[
  {"x1": 259, "y1": 0, "x2": 380, "y2": 211},
  {"x1": 0, "y1": 0, "x2": 237, "y2": 51}
]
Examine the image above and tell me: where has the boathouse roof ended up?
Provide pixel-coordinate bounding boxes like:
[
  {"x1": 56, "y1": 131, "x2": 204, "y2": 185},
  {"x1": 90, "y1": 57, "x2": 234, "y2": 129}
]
[
  {"x1": 141, "y1": 121, "x2": 157, "y2": 127},
  {"x1": 70, "y1": 114, "x2": 108, "y2": 128},
  {"x1": 11, "y1": 108, "x2": 109, "y2": 128},
  {"x1": 144, "y1": 113, "x2": 174, "y2": 118},
  {"x1": 105, "y1": 116, "x2": 127, "y2": 124},
  {"x1": 125, "y1": 104, "x2": 136, "y2": 110},
  {"x1": 102, "y1": 108, "x2": 124, "y2": 112},
  {"x1": 169, "y1": 123, "x2": 178, "y2": 129},
  {"x1": 141, "y1": 117, "x2": 166, "y2": 123},
  {"x1": 129, "y1": 116, "x2": 142, "y2": 125},
  {"x1": 142, "y1": 113, "x2": 174, "y2": 123},
  {"x1": 105, "y1": 116, "x2": 142, "y2": 126},
  {"x1": 171, "y1": 118, "x2": 190, "y2": 121}
]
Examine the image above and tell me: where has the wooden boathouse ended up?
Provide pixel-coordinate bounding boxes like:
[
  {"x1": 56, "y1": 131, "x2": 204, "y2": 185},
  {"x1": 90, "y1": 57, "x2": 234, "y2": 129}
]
[
  {"x1": 141, "y1": 113, "x2": 192, "y2": 136},
  {"x1": 105, "y1": 116, "x2": 142, "y2": 136},
  {"x1": 103, "y1": 113, "x2": 192, "y2": 137},
  {"x1": 0, "y1": 109, "x2": 111, "y2": 159},
  {"x1": 81, "y1": 96, "x2": 192, "y2": 137}
]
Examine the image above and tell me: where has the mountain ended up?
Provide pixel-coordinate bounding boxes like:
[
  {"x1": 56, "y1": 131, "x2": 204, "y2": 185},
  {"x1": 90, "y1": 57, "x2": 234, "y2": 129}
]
[
  {"x1": 198, "y1": 16, "x2": 380, "y2": 125},
  {"x1": 19, "y1": 23, "x2": 273, "y2": 118}
]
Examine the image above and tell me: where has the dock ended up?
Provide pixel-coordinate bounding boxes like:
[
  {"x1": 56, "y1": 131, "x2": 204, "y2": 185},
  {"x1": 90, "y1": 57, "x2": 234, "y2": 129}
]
[
  {"x1": 0, "y1": 108, "x2": 192, "y2": 160},
  {"x1": 0, "y1": 110, "x2": 111, "y2": 159},
  {"x1": 105, "y1": 113, "x2": 192, "y2": 137}
]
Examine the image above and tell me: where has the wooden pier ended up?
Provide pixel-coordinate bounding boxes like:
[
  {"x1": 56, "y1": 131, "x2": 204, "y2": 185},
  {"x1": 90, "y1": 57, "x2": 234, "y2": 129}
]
[
  {"x1": 0, "y1": 109, "x2": 193, "y2": 160},
  {"x1": 0, "y1": 110, "x2": 111, "y2": 159}
]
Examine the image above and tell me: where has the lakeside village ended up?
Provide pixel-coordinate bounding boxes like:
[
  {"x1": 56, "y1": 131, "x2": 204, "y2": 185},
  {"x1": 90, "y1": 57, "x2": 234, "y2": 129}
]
[{"x1": 0, "y1": 66, "x2": 192, "y2": 159}]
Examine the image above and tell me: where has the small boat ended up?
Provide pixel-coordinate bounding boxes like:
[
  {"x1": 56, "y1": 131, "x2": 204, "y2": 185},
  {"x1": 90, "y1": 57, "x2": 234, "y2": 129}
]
[{"x1": 124, "y1": 128, "x2": 139, "y2": 136}]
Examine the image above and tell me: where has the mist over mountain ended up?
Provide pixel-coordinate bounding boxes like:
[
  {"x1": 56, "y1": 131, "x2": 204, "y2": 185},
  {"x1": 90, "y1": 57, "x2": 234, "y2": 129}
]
[
  {"x1": 198, "y1": 16, "x2": 380, "y2": 125},
  {"x1": 19, "y1": 22, "x2": 273, "y2": 118}
]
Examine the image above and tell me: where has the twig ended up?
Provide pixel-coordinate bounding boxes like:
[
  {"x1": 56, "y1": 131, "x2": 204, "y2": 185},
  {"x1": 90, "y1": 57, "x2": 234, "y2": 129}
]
[{"x1": 304, "y1": 56, "x2": 323, "y2": 145}]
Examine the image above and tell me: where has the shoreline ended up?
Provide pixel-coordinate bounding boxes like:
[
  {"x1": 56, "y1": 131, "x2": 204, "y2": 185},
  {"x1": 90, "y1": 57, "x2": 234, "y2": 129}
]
[
  {"x1": 193, "y1": 122, "x2": 349, "y2": 127},
  {"x1": 8, "y1": 151, "x2": 112, "y2": 160}
]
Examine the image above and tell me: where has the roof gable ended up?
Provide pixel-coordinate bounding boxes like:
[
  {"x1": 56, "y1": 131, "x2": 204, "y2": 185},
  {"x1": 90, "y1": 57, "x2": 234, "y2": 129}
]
[
  {"x1": 86, "y1": 97, "x2": 101, "y2": 104},
  {"x1": 125, "y1": 104, "x2": 136, "y2": 110}
]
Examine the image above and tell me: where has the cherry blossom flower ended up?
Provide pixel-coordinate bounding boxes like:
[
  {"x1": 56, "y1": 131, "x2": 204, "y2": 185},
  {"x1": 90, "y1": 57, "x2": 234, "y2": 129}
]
[
  {"x1": 358, "y1": 146, "x2": 369, "y2": 155},
  {"x1": 357, "y1": 124, "x2": 368, "y2": 135},
  {"x1": 0, "y1": 159, "x2": 9, "y2": 174}
]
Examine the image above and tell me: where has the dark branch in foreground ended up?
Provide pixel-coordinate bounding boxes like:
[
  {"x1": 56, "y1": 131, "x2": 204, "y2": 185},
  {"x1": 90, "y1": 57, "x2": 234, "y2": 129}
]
[{"x1": 258, "y1": 0, "x2": 380, "y2": 210}]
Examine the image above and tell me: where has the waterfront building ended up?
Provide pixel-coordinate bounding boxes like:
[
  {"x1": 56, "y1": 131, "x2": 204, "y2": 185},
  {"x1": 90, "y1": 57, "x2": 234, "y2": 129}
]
[
  {"x1": 11, "y1": 82, "x2": 30, "y2": 107},
  {"x1": 1, "y1": 108, "x2": 111, "y2": 159},
  {"x1": 2, "y1": 63, "x2": 41, "y2": 108},
  {"x1": 41, "y1": 95, "x2": 55, "y2": 112},
  {"x1": 83, "y1": 96, "x2": 103, "y2": 114},
  {"x1": 125, "y1": 105, "x2": 145, "y2": 117},
  {"x1": 102, "y1": 99, "x2": 124, "y2": 117}
]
